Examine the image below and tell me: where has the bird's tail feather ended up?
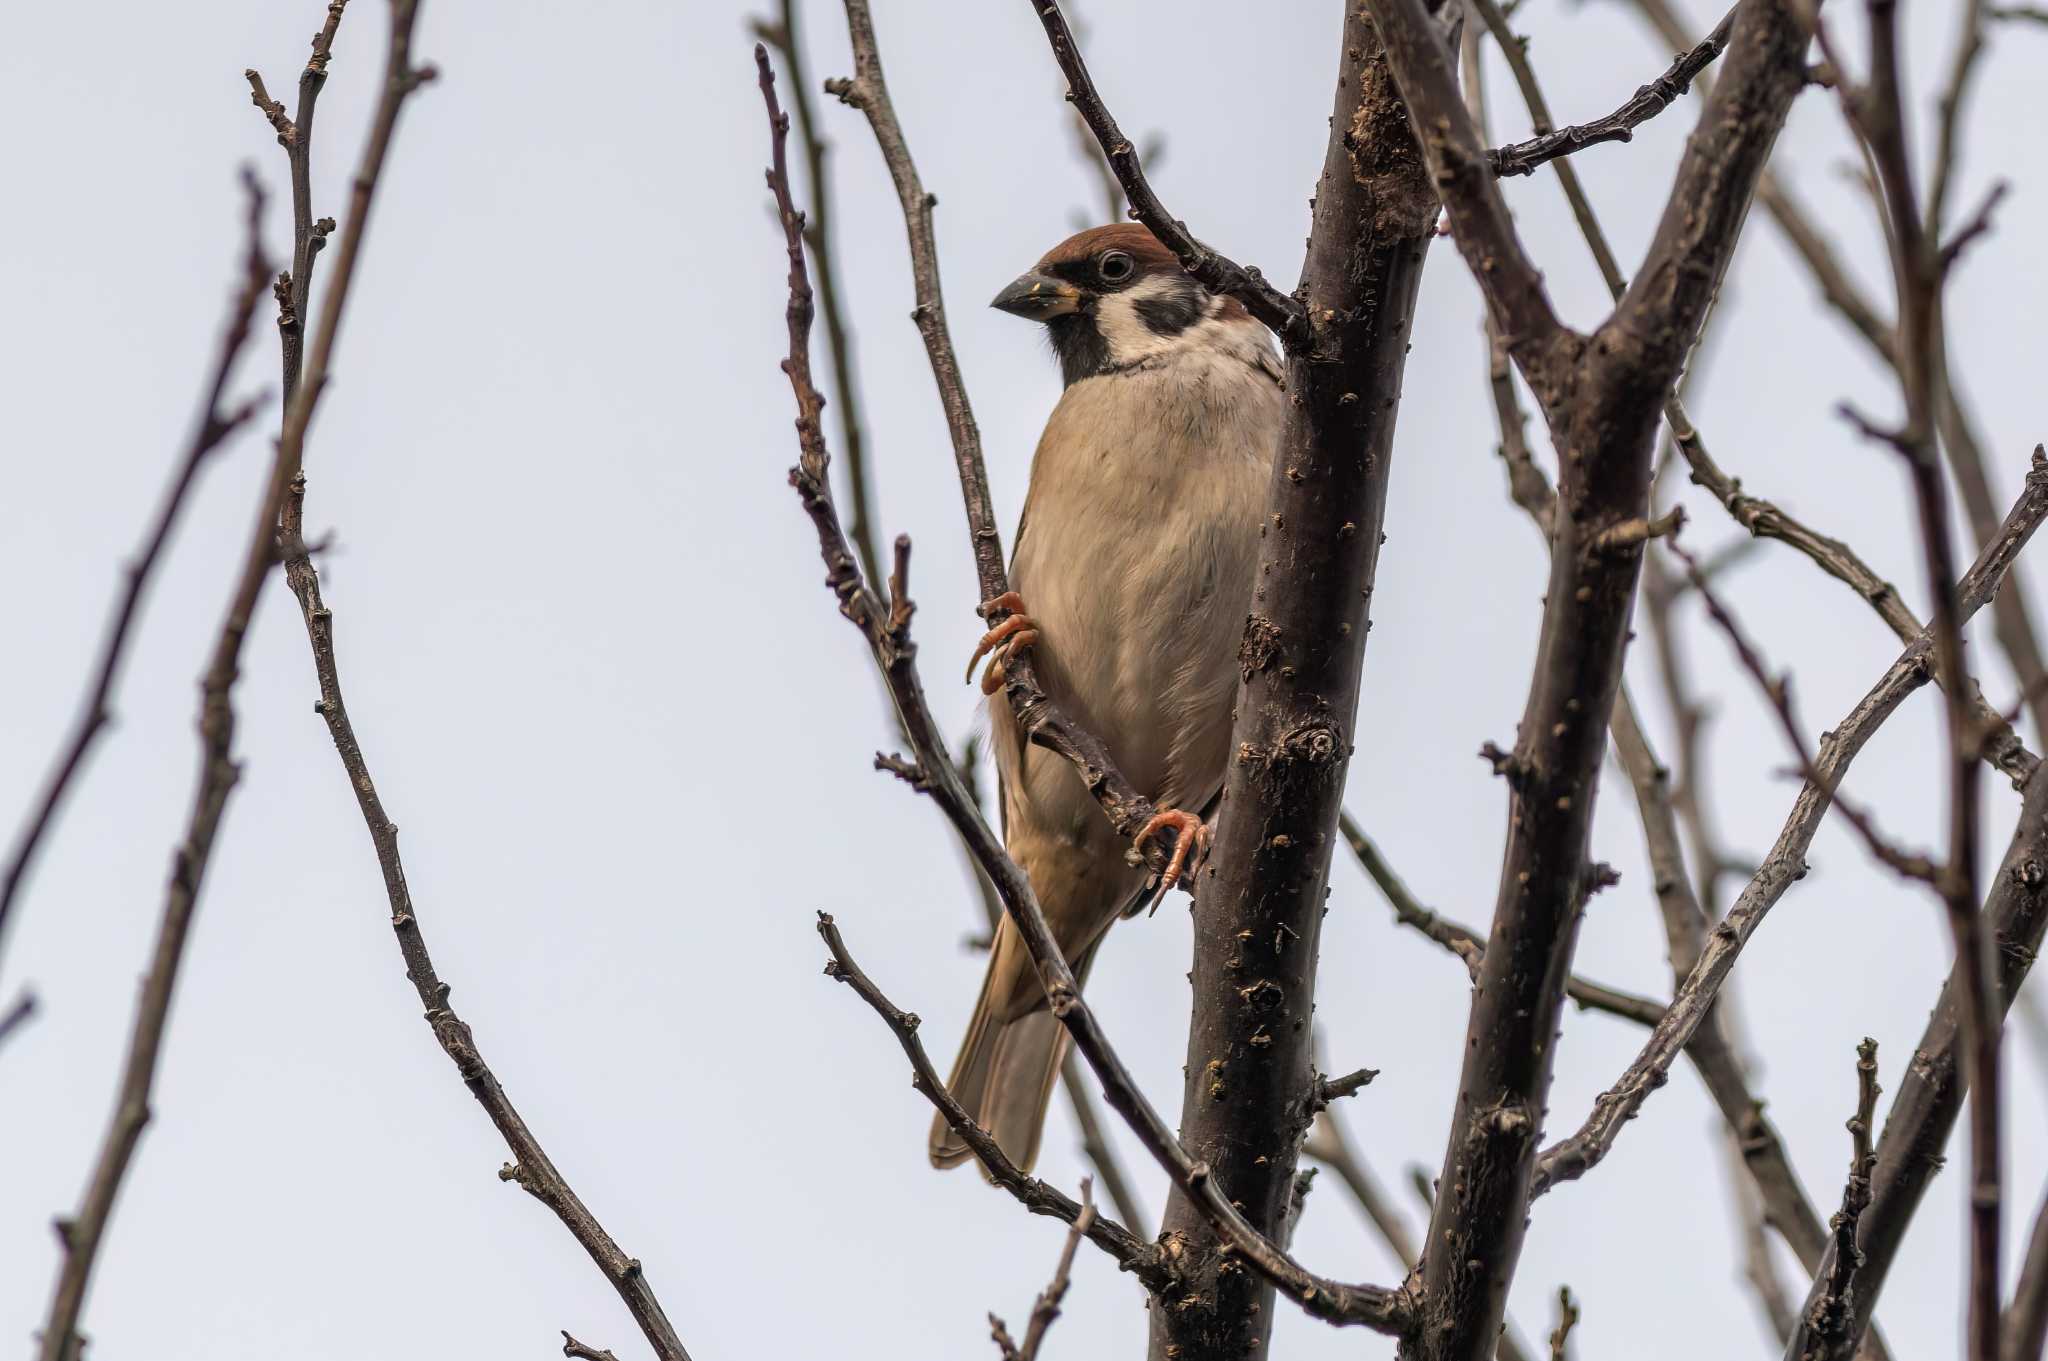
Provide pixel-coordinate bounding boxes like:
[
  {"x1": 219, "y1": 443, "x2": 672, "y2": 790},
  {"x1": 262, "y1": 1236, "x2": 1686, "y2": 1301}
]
[{"x1": 929, "y1": 923, "x2": 1102, "y2": 1175}]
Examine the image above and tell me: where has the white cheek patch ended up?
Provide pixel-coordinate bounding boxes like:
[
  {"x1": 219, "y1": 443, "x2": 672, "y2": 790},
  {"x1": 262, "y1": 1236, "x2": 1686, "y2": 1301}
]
[
  {"x1": 1093, "y1": 282, "x2": 1274, "y2": 376},
  {"x1": 1093, "y1": 277, "x2": 1183, "y2": 365}
]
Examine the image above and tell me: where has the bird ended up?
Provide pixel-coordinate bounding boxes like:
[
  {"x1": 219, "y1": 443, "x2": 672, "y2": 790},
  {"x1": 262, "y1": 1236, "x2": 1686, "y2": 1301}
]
[{"x1": 931, "y1": 223, "x2": 1286, "y2": 1174}]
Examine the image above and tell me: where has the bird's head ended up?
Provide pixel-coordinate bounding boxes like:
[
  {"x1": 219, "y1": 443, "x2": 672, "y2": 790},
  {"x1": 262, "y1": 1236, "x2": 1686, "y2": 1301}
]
[{"x1": 991, "y1": 223, "x2": 1267, "y2": 387}]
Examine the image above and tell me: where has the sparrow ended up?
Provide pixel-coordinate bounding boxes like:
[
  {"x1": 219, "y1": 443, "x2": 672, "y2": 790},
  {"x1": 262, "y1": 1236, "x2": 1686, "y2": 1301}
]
[{"x1": 931, "y1": 223, "x2": 1286, "y2": 1173}]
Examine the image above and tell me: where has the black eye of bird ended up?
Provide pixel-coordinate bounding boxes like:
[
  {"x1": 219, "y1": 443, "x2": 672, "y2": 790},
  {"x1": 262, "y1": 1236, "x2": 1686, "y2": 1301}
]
[{"x1": 1096, "y1": 250, "x2": 1134, "y2": 285}]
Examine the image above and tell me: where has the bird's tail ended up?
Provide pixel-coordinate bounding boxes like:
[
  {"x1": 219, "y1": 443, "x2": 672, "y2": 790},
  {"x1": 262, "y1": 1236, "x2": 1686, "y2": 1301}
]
[{"x1": 929, "y1": 916, "x2": 1104, "y2": 1175}]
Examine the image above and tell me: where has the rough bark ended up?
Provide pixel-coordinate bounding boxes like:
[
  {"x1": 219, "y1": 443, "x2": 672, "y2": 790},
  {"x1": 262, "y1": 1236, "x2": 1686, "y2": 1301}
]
[{"x1": 1147, "y1": 6, "x2": 1439, "y2": 1357}]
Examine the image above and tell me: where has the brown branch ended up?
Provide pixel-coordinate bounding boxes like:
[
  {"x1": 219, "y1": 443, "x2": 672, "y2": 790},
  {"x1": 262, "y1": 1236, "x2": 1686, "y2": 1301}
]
[
  {"x1": 817, "y1": 913, "x2": 1160, "y2": 1284},
  {"x1": 762, "y1": 47, "x2": 1407, "y2": 1336},
  {"x1": 823, "y1": 0, "x2": 1170, "y2": 878},
  {"x1": 1374, "y1": 0, "x2": 1565, "y2": 368},
  {"x1": 2006, "y1": 1183, "x2": 2048, "y2": 1361},
  {"x1": 244, "y1": 0, "x2": 349, "y2": 406},
  {"x1": 38, "y1": 174, "x2": 280, "y2": 1361},
  {"x1": 1838, "y1": 13, "x2": 2003, "y2": 1354},
  {"x1": 748, "y1": 0, "x2": 883, "y2": 598},
  {"x1": 0, "y1": 190, "x2": 271, "y2": 974},
  {"x1": 1548, "y1": 1287, "x2": 1580, "y2": 1361},
  {"x1": 989, "y1": 1177, "x2": 1097, "y2": 1361},
  {"x1": 1342, "y1": 813, "x2": 1667, "y2": 1028},
  {"x1": 1486, "y1": 7, "x2": 1736, "y2": 178},
  {"x1": 260, "y1": 9, "x2": 689, "y2": 1361},
  {"x1": 1059, "y1": 1058, "x2": 1147, "y2": 1242},
  {"x1": 1373, "y1": 4, "x2": 1810, "y2": 1355},
  {"x1": 560, "y1": 1334, "x2": 621, "y2": 1361},
  {"x1": 1785, "y1": 758, "x2": 2048, "y2": 1360},
  {"x1": 1804, "y1": 1041, "x2": 1883, "y2": 1352},
  {"x1": 1537, "y1": 458, "x2": 2048, "y2": 1200},
  {"x1": 1462, "y1": 51, "x2": 1854, "y2": 1319},
  {"x1": 1624, "y1": 0, "x2": 2048, "y2": 747},
  {"x1": 1129, "y1": 6, "x2": 1446, "y2": 1350},
  {"x1": 1024, "y1": 0, "x2": 1306, "y2": 345}
]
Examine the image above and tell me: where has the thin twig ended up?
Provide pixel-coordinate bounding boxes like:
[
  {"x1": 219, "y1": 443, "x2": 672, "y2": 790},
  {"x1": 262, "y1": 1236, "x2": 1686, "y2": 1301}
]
[
  {"x1": 0, "y1": 989, "x2": 36, "y2": 1051},
  {"x1": 989, "y1": 1178, "x2": 1097, "y2": 1361},
  {"x1": 0, "y1": 195, "x2": 272, "y2": 972},
  {"x1": 1486, "y1": 7, "x2": 1737, "y2": 177},
  {"x1": 2005, "y1": 1182, "x2": 2048, "y2": 1361},
  {"x1": 37, "y1": 173, "x2": 278, "y2": 1361},
  {"x1": 1548, "y1": 1287, "x2": 1580, "y2": 1361},
  {"x1": 1805, "y1": 1040, "x2": 1882, "y2": 1351},
  {"x1": 261, "y1": 6, "x2": 691, "y2": 1359},
  {"x1": 1023, "y1": 0, "x2": 1305, "y2": 343},
  {"x1": 817, "y1": 914, "x2": 1160, "y2": 1285},
  {"x1": 1342, "y1": 814, "x2": 1666, "y2": 1028},
  {"x1": 560, "y1": 1334, "x2": 621, "y2": 1361}
]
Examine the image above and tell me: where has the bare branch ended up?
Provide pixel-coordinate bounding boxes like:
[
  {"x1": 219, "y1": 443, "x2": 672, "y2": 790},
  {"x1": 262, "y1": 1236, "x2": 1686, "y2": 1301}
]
[
  {"x1": 560, "y1": 1333, "x2": 621, "y2": 1361},
  {"x1": 1548, "y1": 1287, "x2": 1581, "y2": 1361},
  {"x1": 39, "y1": 174, "x2": 282, "y2": 1361},
  {"x1": 256, "y1": 11, "x2": 691, "y2": 1361},
  {"x1": 1371, "y1": 0, "x2": 1566, "y2": 369},
  {"x1": 1487, "y1": 7, "x2": 1736, "y2": 178},
  {"x1": 1786, "y1": 765, "x2": 2048, "y2": 1360},
  {"x1": 988, "y1": 1178, "x2": 1097, "y2": 1361},
  {"x1": 817, "y1": 914, "x2": 1159, "y2": 1284},
  {"x1": 1804, "y1": 1041, "x2": 1883, "y2": 1351},
  {"x1": 1342, "y1": 813, "x2": 1667, "y2": 1028},
  {"x1": 0, "y1": 184, "x2": 271, "y2": 973},
  {"x1": 2006, "y1": 1182, "x2": 2048, "y2": 1361},
  {"x1": 1536, "y1": 454, "x2": 2048, "y2": 1199},
  {"x1": 1024, "y1": 0, "x2": 1306, "y2": 343}
]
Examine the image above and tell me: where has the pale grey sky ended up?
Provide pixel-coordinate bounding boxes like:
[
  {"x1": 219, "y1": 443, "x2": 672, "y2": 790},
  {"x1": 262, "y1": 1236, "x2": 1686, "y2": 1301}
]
[{"x1": 4, "y1": 2, "x2": 2043, "y2": 1358}]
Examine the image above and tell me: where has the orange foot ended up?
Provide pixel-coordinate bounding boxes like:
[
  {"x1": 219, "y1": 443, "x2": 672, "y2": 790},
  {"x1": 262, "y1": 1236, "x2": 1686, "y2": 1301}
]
[
  {"x1": 1136, "y1": 806, "x2": 1212, "y2": 892},
  {"x1": 965, "y1": 590, "x2": 1039, "y2": 696}
]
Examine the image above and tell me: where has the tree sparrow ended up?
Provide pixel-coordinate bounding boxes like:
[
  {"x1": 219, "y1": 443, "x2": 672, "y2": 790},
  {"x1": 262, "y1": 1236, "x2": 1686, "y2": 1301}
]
[{"x1": 932, "y1": 224, "x2": 1285, "y2": 1173}]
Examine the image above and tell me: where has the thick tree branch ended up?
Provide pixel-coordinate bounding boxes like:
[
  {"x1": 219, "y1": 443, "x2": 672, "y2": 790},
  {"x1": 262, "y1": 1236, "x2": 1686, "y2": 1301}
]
[
  {"x1": 1024, "y1": 0, "x2": 1307, "y2": 345},
  {"x1": 1372, "y1": 4, "x2": 1810, "y2": 1356},
  {"x1": 1538, "y1": 458, "x2": 2048, "y2": 1198},
  {"x1": 36, "y1": 175, "x2": 275, "y2": 1361},
  {"x1": 1135, "y1": 5, "x2": 1442, "y2": 1353},
  {"x1": 762, "y1": 48, "x2": 1408, "y2": 1336}
]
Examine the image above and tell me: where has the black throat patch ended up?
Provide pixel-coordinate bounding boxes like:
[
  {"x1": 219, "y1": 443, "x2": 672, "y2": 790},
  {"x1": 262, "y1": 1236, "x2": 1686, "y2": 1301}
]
[{"x1": 1046, "y1": 311, "x2": 1111, "y2": 388}]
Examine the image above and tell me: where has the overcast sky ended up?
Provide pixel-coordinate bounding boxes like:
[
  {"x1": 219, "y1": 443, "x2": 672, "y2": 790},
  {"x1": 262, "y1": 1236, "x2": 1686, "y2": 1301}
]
[{"x1": 4, "y1": 2, "x2": 2045, "y2": 1358}]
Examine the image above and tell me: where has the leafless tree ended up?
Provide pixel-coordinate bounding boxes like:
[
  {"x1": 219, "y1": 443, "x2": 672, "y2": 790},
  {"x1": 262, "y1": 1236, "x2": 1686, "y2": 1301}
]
[{"x1": 12, "y1": 1, "x2": 2048, "y2": 1359}]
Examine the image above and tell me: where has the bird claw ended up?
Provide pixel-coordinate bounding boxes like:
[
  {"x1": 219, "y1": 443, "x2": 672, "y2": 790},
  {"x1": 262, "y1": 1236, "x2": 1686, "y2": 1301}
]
[
  {"x1": 967, "y1": 591, "x2": 1039, "y2": 694},
  {"x1": 1135, "y1": 807, "x2": 1212, "y2": 895}
]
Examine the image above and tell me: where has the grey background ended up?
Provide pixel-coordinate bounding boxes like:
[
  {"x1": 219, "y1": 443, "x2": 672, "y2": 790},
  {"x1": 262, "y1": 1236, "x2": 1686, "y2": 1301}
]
[{"x1": 3, "y1": 2, "x2": 2042, "y2": 1357}]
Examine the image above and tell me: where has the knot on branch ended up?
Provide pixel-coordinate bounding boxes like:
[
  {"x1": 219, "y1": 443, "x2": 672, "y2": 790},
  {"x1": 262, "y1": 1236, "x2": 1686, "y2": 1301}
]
[
  {"x1": 1479, "y1": 740, "x2": 1528, "y2": 785},
  {"x1": 1588, "y1": 505, "x2": 1685, "y2": 555}
]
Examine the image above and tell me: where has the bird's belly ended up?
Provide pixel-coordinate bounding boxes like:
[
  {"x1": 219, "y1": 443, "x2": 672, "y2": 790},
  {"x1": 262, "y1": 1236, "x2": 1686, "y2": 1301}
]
[{"x1": 1010, "y1": 377, "x2": 1275, "y2": 809}]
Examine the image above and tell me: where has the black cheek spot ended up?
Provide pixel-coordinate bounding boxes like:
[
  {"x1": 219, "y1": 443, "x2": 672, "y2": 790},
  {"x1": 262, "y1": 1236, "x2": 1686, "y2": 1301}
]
[{"x1": 1134, "y1": 288, "x2": 1204, "y2": 337}]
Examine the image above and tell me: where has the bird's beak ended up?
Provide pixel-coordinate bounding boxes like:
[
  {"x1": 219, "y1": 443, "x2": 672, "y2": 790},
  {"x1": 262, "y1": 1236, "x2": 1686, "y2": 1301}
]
[{"x1": 991, "y1": 271, "x2": 1081, "y2": 320}]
